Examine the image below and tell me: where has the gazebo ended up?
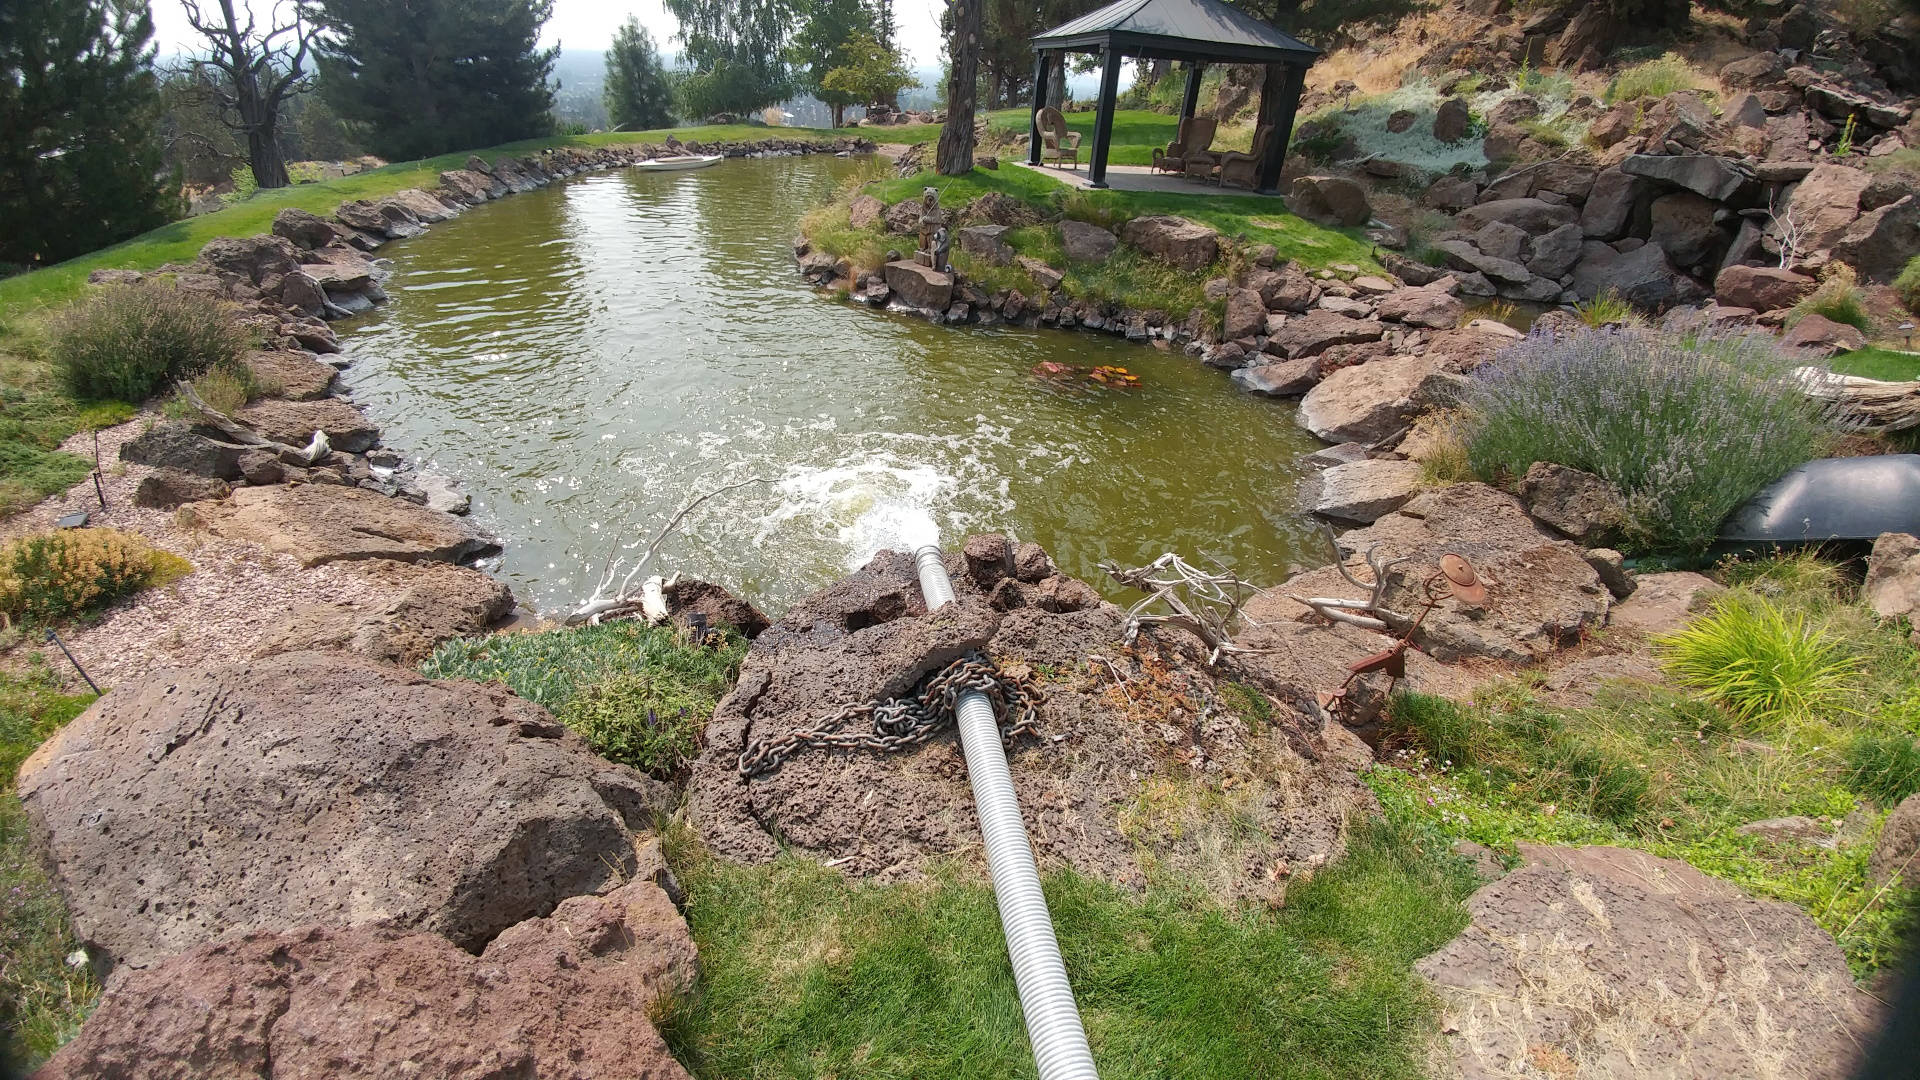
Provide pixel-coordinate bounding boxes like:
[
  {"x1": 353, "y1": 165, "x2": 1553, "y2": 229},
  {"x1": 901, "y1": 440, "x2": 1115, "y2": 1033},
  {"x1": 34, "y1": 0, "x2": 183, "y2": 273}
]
[{"x1": 1027, "y1": 0, "x2": 1320, "y2": 194}]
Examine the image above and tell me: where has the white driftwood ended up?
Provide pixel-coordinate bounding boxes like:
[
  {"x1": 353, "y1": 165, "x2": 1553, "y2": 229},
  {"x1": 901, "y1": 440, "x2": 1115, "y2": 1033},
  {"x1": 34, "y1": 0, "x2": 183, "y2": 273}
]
[
  {"x1": 639, "y1": 575, "x2": 669, "y2": 623},
  {"x1": 1101, "y1": 552, "x2": 1260, "y2": 665},
  {"x1": 1297, "y1": 525, "x2": 1410, "y2": 629},
  {"x1": 566, "y1": 477, "x2": 774, "y2": 625},
  {"x1": 1796, "y1": 366, "x2": 1920, "y2": 431},
  {"x1": 175, "y1": 381, "x2": 333, "y2": 462}
]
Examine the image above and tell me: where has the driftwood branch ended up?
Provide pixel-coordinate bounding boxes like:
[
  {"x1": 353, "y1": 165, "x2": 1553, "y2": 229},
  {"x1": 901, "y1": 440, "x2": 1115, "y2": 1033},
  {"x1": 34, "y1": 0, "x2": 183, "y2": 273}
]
[
  {"x1": 1796, "y1": 367, "x2": 1920, "y2": 432},
  {"x1": 174, "y1": 380, "x2": 330, "y2": 463},
  {"x1": 1294, "y1": 525, "x2": 1409, "y2": 631},
  {"x1": 1101, "y1": 552, "x2": 1260, "y2": 665},
  {"x1": 565, "y1": 476, "x2": 775, "y2": 626}
]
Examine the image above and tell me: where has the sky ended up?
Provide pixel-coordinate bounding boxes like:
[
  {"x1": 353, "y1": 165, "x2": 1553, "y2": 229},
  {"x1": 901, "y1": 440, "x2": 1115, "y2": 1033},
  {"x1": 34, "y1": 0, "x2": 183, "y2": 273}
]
[{"x1": 149, "y1": 0, "x2": 952, "y2": 70}]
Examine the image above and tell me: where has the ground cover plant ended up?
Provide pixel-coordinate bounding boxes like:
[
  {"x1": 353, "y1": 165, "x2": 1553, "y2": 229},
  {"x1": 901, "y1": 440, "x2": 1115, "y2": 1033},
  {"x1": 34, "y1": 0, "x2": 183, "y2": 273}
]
[
  {"x1": 660, "y1": 816, "x2": 1477, "y2": 1079},
  {"x1": 1462, "y1": 327, "x2": 1836, "y2": 554},
  {"x1": 0, "y1": 528, "x2": 192, "y2": 626},
  {"x1": 0, "y1": 659, "x2": 99, "y2": 1073},
  {"x1": 1369, "y1": 554, "x2": 1920, "y2": 975},
  {"x1": 419, "y1": 620, "x2": 745, "y2": 778}
]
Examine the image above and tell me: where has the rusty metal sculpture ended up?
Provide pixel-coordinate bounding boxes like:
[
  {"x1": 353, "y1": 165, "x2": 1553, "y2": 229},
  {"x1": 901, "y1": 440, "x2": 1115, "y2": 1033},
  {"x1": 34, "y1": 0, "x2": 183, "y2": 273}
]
[{"x1": 1311, "y1": 543, "x2": 1488, "y2": 720}]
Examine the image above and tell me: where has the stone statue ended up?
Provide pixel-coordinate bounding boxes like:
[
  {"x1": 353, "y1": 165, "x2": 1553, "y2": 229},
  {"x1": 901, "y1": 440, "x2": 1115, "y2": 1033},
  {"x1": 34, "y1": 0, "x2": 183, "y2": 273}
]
[{"x1": 930, "y1": 225, "x2": 952, "y2": 274}]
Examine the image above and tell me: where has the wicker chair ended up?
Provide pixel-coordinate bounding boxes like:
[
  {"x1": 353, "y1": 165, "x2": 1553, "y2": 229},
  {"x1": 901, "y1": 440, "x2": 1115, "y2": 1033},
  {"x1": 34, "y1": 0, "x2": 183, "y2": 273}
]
[
  {"x1": 1217, "y1": 125, "x2": 1276, "y2": 190},
  {"x1": 1037, "y1": 107, "x2": 1081, "y2": 169},
  {"x1": 1150, "y1": 116, "x2": 1219, "y2": 176}
]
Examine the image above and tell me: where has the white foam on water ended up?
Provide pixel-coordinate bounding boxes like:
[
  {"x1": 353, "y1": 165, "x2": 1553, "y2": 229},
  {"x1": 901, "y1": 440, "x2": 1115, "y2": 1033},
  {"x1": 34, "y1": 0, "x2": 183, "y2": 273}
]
[{"x1": 763, "y1": 452, "x2": 953, "y2": 569}]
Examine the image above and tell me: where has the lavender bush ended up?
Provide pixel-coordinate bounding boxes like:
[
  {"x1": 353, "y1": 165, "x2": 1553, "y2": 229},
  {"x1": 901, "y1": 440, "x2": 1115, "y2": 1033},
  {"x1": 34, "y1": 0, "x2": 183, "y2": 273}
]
[{"x1": 1463, "y1": 328, "x2": 1837, "y2": 554}]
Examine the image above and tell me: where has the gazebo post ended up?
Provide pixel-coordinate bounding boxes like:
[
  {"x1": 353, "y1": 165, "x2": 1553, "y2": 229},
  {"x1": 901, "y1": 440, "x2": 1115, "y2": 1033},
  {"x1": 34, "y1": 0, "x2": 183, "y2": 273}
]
[
  {"x1": 1088, "y1": 43, "x2": 1123, "y2": 188},
  {"x1": 1027, "y1": 50, "x2": 1051, "y2": 167},
  {"x1": 1180, "y1": 61, "x2": 1205, "y2": 120},
  {"x1": 1255, "y1": 62, "x2": 1307, "y2": 195}
]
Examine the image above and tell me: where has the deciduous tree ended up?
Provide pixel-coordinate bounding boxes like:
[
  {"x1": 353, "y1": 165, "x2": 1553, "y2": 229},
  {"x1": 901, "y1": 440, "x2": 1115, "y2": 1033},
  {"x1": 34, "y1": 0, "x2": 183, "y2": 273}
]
[
  {"x1": 790, "y1": 0, "x2": 871, "y2": 128},
  {"x1": 821, "y1": 32, "x2": 917, "y2": 124},
  {"x1": 663, "y1": 0, "x2": 797, "y2": 119},
  {"x1": 181, "y1": 0, "x2": 312, "y2": 189},
  {"x1": 311, "y1": 0, "x2": 557, "y2": 161},
  {"x1": 0, "y1": 0, "x2": 171, "y2": 268},
  {"x1": 604, "y1": 18, "x2": 675, "y2": 131}
]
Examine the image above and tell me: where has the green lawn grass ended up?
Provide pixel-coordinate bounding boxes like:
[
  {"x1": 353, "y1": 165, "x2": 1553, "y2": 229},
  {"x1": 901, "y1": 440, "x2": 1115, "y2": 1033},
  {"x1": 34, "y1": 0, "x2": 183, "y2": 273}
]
[
  {"x1": 1831, "y1": 346, "x2": 1920, "y2": 382},
  {"x1": 661, "y1": 816, "x2": 1476, "y2": 1079},
  {"x1": 0, "y1": 660, "x2": 99, "y2": 1074}
]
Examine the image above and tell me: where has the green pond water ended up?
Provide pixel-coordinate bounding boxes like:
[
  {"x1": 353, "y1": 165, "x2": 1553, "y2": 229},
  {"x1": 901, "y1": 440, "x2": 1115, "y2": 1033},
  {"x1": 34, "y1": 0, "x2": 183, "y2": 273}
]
[{"x1": 338, "y1": 155, "x2": 1325, "y2": 614}]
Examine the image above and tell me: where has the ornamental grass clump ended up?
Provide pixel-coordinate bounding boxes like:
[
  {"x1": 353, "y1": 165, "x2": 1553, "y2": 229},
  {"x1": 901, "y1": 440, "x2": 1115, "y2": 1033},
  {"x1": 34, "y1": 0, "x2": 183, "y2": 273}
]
[
  {"x1": 47, "y1": 283, "x2": 246, "y2": 403},
  {"x1": 0, "y1": 528, "x2": 192, "y2": 624},
  {"x1": 1463, "y1": 328, "x2": 1836, "y2": 553},
  {"x1": 1655, "y1": 593, "x2": 1856, "y2": 730}
]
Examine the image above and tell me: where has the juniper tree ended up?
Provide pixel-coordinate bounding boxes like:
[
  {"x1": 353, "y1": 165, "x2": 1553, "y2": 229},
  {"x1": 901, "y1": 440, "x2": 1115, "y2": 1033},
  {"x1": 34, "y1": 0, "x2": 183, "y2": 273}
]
[
  {"x1": 604, "y1": 19, "x2": 674, "y2": 131},
  {"x1": 0, "y1": 0, "x2": 171, "y2": 268}
]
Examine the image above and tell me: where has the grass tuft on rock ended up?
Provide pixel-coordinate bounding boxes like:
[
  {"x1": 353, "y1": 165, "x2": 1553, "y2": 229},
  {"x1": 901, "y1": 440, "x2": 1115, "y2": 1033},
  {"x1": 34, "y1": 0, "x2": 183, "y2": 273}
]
[
  {"x1": 0, "y1": 659, "x2": 100, "y2": 1074},
  {"x1": 420, "y1": 620, "x2": 744, "y2": 777},
  {"x1": 1603, "y1": 53, "x2": 1704, "y2": 104},
  {"x1": 1788, "y1": 263, "x2": 1873, "y2": 334},
  {"x1": 659, "y1": 815, "x2": 1476, "y2": 1079},
  {"x1": 1655, "y1": 592, "x2": 1857, "y2": 730}
]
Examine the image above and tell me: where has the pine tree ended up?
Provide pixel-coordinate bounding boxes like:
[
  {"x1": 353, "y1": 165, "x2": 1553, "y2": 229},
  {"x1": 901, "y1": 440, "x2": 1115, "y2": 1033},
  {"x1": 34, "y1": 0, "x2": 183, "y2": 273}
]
[
  {"x1": 604, "y1": 18, "x2": 674, "y2": 131},
  {"x1": 311, "y1": 0, "x2": 557, "y2": 162},
  {"x1": 0, "y1": 0, "x2": 171, "y2": 268}
]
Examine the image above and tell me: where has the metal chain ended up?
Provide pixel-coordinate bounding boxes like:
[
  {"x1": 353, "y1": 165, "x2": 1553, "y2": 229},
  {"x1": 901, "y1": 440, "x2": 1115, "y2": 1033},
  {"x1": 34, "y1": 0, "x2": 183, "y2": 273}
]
[{"x1": 737, "y1": 652, "x2": 1042, "y2": 779}]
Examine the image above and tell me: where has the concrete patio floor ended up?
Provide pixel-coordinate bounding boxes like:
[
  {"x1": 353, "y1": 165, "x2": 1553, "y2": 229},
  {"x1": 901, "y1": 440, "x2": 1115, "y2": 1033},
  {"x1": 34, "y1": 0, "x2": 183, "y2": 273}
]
[{"x1": 1011, "y1": 159, "x2": 1280, "y2": 196}]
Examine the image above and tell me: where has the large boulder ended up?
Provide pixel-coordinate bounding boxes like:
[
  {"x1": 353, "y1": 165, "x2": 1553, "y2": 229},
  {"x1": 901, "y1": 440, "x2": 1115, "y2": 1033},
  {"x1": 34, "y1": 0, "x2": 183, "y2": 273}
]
[
  {"x1": 1518, "y1": 461, "x2": 1625, "y2": 543},
  {"x1": 956, "y1": 224, "x2": 1013, "y2": 266},
  {"x1": 1287, "y1": 175, "x2": 1372, "y2": 227},
  {"x1": 1314, "y1": 458, "x2": 1425, "y2": 523},
  {"x1": 383, "y1": 188, "x2": 458, "y2": 223},
  {"x1": 1526, "y1": 223, "x2": 1585, "y2": 280},
  {"x1": 1649, "y1": 191, "x2": 1729, "y2": 272},
  {"x1": 1418, "y1": 845, "x2": 1882, "y2": 1080},
  {"x1": 18, "y1": 652, "x2": 670, "y2": 973},
  {"x1": 1782, "y1": 313, "x2": 1867, "y2": 354},
  {"x1": 1620, "y1": 153, "x2": 1755, "y2": 203},
  {"x1": 132, "y1": 468, "x2": 230, "y2": 509},
  {"x1": 1831, "y1": 195, "x2": 1920, "y2": 283},
  {"x1": 271, "y1": 208, "x2": 340, "y2": 250},
  {"x1": 1223, "y1": 286, "x2": 1268, "y2": 339},
  {"x1": 197, "y1": 235, "x2": 302, "y2": 285},
  {"x1": 1580, "y1": 167, "x2": 1647, "y2": 241},
  {"x1": 1298, "y1": 353, "x2": 1466, "y2": 443},
  {"x1": 1117, "y1": 215, "x2": 1220, "y2": 271},
  {"x1": 686, "y1": 541, "x2": 1372, "y2": 901},
  {"x1": 1608, "y1": 570, "x2": 1722, "y2": 635},
  {"x1": 1715, "y1": 264, "x2": 1818, "y2": 311},
  {"x1": 200, "y1": 484, "x2": 492, "y2": 567},
  {"x1": 1231, "y1": 357, "x2": 1320, "y2": 396},
  {"x1": 249, "y1": 559, "x2": 515, "y2": 666},
  {"x1": 882, "y1": 260, "x2": 954, "y2": 310},
  {"x1": 847, "y1": 193, "x2": 885, "y2": 229},
  {"x1": 1059, "y1": 219, "x2": 1118, "y2": 262},
  {"x1": 1865, "y1": 532, "x2": 1920, "y2": 630},
  {"x1": 1784, "y1": 163, "x2": 1871, "y2": 253},
  {"x1": 1455, "y1": 198, "x2": 1579, "y2": 236},
  {"x1": 242, "y1": 349, "x2": 336, "y2": 401},
  {"x1": 1335, "y1": 484, "x2": 1610, "y2": 662},
  {"x1": 1433, "y1": 97, "x2": 1471, "y2": 143},
  {"x1": 1435, "y1": 239, "x2": 1533, "y2": 287},
  {"x1": 1569, "y1": 241, "x2": 1706, "y2": 309},
  {"x1": 1265, "y1": 310, "x2": 1385, "y2": 359},
  {"x1": 1375, "y1": 283, "x2": 1464, "y2": 329},
  {"x1": 36, "y1": 878, "x2": 697, "y2": 1080},
  {"x1": 119, "y1": 422, "x2": 247, "y2": 480},
  {"x1": 235, "y1": 397, "x2": 380, "y2": 454}
]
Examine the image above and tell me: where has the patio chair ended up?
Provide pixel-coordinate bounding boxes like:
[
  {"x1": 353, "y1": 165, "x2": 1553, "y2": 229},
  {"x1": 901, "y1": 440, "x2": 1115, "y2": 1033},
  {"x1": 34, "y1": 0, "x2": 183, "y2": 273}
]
[
  {"x1": 1151, "y1": 116, "x2": 1218, "y2": 176},
  {"x1": 1217, "y1": 125, "x2": 1276, "y2": 190},
  {"x1": 1037, "y1": 107, "x2": 1081, "y2": 169}
]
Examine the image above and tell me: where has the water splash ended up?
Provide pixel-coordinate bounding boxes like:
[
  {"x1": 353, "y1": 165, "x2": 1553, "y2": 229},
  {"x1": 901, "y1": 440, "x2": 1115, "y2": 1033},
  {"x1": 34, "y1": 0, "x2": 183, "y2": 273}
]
[{"x1": 765, "y1": 455, "x2": 950, "y2": 568}]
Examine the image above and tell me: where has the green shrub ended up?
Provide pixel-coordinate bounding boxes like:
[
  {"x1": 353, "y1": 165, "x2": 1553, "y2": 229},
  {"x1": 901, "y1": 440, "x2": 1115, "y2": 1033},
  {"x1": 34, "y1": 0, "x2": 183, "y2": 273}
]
[
  {"x1": 559, "y1": 669, "x2": 713, "y2": 777},
  {"x1": 1604, "y1": 54, "x2": 1702, "y2": 104},
  {"x1": 1846, "y1": 733, "x2": 1920, "y2": 806},
  {"x1": 1789, "y1": 263, "x2": 1873, "y2": 333},
  {"x1": 1572, "y1": 287, "x2": 1638, "y2": 328},
  {"x1": 420, "y1": 620, "x2": 746, "y2": 771},
  {"x1": 0, "y1": 528, "x2": 193, "y2": 624},
  {"x1": 1517, "y1": 118, "x2": 1568, "y2": 148},
  {"x1": 1896, "y1": 255, "x2": 1920, "y2": 314},
  {"x1": 1655, "y1": 593, "x2": 1856, "y2": 729},
  {"x1": 47, "y1": 283, "x2": 246, "y2": 403},
  {"x1": 1463, "y1": 328, "x2": 1836, "y2": 553}
]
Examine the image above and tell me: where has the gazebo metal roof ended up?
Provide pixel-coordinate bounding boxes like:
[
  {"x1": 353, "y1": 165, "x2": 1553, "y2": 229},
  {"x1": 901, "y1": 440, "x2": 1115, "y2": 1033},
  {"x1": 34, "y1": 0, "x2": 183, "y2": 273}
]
[{"x1": 1032, "y1": 0, "x2": 1319, "y2": 65}]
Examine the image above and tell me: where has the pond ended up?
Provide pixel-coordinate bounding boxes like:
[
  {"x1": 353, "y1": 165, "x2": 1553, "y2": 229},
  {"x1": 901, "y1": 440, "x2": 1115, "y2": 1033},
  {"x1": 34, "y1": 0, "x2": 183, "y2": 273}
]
[{"x1": 338, "y1": 155, "x2": 1326, "y2": 614}]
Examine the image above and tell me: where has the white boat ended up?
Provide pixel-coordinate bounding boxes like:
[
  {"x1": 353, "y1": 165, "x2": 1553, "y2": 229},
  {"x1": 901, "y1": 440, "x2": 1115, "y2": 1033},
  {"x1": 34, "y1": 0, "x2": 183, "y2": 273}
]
[{"x1": 635, "y1": 154, "x2": 724, "y2": 172}]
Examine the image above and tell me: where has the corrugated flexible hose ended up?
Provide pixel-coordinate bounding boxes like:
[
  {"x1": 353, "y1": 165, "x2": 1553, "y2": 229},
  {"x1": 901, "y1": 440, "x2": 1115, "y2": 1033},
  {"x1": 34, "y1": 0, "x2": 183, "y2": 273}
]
[{"x1": 913, "y1": 544, "x2": 1100, "y2": 1080}]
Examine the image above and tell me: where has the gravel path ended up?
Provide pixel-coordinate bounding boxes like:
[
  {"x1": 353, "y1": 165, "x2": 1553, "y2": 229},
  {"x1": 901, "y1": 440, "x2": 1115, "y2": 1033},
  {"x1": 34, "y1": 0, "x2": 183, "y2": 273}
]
[{"x1": 4, "y1": 416, "x2": 388, "y2": 692}]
